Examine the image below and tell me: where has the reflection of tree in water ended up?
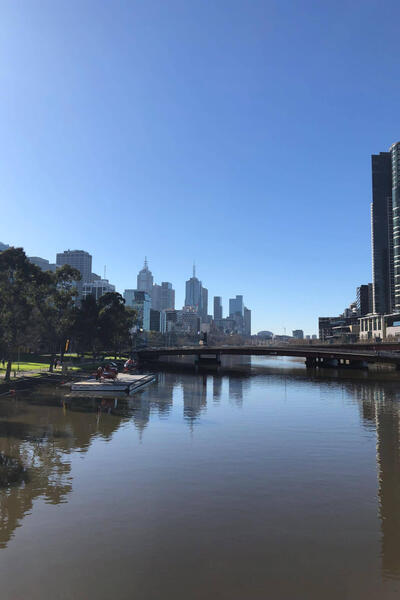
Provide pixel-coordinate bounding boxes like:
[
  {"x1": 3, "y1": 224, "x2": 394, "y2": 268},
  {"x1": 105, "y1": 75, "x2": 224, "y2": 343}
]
[
  {"x1": 353, "y1": 382, "x2": 400, "y2": 580},
  {"x1": 0, "y1": 389, "x2": 126, "y2": 548}
]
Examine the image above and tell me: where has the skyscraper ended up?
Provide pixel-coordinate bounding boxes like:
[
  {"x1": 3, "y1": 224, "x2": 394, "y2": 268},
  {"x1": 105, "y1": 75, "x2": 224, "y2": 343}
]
[
  {"x1": 201, "y1": 287, "x2": 208, "y2": 320},
  {"x1": 137, "y1": 258, "x2": 154, "y2": 296},
  {"x1": 56, "y1": 250, "x2": 92, "y2": 296},
  {"x1": 391, "y1": 142, "x2": 400, "y2": 311},
  {"x1": 152, "y1": 282, "x2": 175, "y2": 311},
  {"x1": 371, "y1": 151, "x2": 394, "y2": 314},
  {"x1": 214, "y1": 296, "x2": 223, "y2": 320},
  {"x1": 244, "y1": 307, "x2": 251, "y2": 336},
  {"x1": 185, "y1": 264, "x2": 203, "y2": 312},
  {"x1": 229, "y1": 295, "x2": 244, "y2": 317}
]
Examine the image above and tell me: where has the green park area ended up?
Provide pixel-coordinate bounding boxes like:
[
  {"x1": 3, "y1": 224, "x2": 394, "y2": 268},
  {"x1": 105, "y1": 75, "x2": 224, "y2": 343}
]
[{"x1": 0, "y1": 248, "x2": 136, "y2": 383}]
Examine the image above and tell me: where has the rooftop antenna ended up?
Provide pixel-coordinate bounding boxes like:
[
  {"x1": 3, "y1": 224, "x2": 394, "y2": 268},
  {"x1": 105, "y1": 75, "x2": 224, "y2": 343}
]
[
  {"x1": 193, "y1": 261, "x2": 196, "y2": 278},
  {"x1": 144, "y1": 256, "x2": 148, "y2": 269}
]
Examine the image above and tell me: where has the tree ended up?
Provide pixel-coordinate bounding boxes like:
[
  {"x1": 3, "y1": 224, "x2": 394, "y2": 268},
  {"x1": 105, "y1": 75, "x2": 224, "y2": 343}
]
[
  {"x1": 97, "y1": 292, "x2": 135, "y2": 358},
  {"x1": 37, "y1": 264, "x2": 81, "y2": 371},
  {"x1": 73, "y1": 295, "x2": 100, "y2": 358},
  {"x1": 0, "y1": 248, "x2": 50, "y2": 381}
]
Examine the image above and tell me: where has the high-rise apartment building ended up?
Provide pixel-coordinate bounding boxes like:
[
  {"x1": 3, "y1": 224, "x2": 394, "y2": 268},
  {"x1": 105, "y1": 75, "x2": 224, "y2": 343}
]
[
  {"x1": 391, "y1": 142, "x2": 400, "y2": 310},
  {"x1": 137, "y1": 258, "x2": 154, "y2": 296},
  {"x1": 371, "y1": 142, "x2": 400, "y2": 314},
  {"x1": 213, "y1": 296, "x2": 223, "y2": 320}
]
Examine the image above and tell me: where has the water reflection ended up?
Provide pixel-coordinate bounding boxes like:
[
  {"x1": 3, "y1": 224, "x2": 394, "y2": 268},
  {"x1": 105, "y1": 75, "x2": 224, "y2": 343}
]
[
  {"x1": 2, "y1": 366, "x2": 400, "y2": 596},
  {"x1": 0, "y1": 391, "x2": 127, "y2": 548},
  {"x1": 352, "y1": 384, "x2": 400, "y2": 580},
  {"x1": 182, "y1": 374, "x2": 207, "y2": 427}
]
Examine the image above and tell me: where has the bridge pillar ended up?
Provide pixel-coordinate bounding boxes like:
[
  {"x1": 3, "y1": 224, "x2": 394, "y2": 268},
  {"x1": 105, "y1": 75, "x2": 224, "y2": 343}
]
[{"x1": 305, "y1": 357, "x2": 317, "y2": 368}]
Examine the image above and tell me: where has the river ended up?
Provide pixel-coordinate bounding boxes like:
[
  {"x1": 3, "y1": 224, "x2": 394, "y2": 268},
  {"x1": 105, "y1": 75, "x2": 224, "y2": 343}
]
[{"x1": 0, "y1": 356, "x2": 400, "y2": 599}]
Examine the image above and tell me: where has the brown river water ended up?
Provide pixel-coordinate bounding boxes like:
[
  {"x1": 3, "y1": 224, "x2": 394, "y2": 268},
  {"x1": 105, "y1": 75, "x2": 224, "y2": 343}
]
[{"x1": 1, "y1": 356, "x2": 400, "y2": 599}]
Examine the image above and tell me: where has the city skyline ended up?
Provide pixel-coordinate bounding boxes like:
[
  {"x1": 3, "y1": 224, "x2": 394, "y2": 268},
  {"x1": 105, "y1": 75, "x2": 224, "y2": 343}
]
[{"x1": 2, "y1": 2, "x2": 400, "y2": 334}]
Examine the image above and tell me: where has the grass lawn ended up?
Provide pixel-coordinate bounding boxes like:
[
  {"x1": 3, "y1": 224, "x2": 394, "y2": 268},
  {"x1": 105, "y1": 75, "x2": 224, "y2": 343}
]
[{"x1": 0, "y1": 361, "x2": 80, "y2": 373}]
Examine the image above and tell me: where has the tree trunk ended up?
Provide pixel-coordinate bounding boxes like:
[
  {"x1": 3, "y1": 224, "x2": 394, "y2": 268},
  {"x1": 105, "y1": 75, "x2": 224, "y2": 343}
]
[
  {"x1": 48, "y1": 353, "x2": 55, "y2": 373},
  {"x1": 5, "y1": 358, "x2": 12, "y2": 383}
]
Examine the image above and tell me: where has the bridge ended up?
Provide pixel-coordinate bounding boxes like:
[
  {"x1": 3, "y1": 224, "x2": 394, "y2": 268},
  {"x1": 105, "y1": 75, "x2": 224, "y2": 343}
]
[{"x1": 136, "y1": 345, "x2": 400, "y2": 369}]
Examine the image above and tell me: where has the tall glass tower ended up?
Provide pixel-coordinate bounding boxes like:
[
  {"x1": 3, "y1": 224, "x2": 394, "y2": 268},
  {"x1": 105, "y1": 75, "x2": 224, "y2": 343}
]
[
  {"x1": 391, "y1": 142, "x2": 400, "y2": 311},
  {"x1": 371, "y1": 145, "x2": 400, "y2": 315}
]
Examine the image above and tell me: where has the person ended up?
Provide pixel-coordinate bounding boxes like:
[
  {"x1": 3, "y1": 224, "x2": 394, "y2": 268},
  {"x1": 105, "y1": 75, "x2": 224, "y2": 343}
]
[
  {"x1": 1, "y1": 358, "x2": 5, "y2": 368},
  {"x1": 54, "y1": 357, "x2": 58, "y2": 369}
]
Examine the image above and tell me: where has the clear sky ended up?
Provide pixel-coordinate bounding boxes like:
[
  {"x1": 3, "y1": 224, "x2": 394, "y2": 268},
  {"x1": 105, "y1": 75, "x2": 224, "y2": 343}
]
[{"x1": 1, "y1": 0, "x2": 399, "y2": 334}]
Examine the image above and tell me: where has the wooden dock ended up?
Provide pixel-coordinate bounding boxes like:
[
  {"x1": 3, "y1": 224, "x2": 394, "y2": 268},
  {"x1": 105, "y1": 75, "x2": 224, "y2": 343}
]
[{"x1": 70, "y1": 373, "x2": 156, "y2": 393}]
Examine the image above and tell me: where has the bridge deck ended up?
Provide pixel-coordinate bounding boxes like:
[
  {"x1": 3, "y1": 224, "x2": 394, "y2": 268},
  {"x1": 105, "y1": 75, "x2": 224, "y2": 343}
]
[{"x1": 136, "y1": 345, "x2": 400, "y2": 365}]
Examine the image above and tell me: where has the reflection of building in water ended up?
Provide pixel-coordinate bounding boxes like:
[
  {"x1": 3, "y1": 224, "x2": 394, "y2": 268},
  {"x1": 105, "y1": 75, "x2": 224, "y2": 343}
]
[
  {"x1": 357, "y1": 384, "x2": 400, "y2": 579},
  {"x1": 229, "y1": 377, "x2": 243, "y2": 407},
  {"x1": 213, "y1": 376, "x2": 222, "y2": 404},
  {"x1": 0, "y1": 393, "x2": 126, "y2": 549},
  {"x1": 129, "y1": 394, "x2": 151, "y2": 439},
  {"x1": 154, "y1": 373, "x2": 173, "y2": 417},
  {"x1": 182, "y1": 375, "x2": 207, "y2": 427}
]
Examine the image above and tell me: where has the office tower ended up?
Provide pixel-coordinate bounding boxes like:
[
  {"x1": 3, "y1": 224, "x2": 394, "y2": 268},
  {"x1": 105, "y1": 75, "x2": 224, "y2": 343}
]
[
  {"x1": 150, "y1": 308, "x2": 166, "y2": 333},
  {"x1": 201, "y1": 287, "x2": 208, "y2": 320},
  {"x1": 371, "y1": 144, "x2": 400, "y2": 314},
  {"x1": 357, "y1": 284, "x2": 372, "y2": 317},
  {"x1": 229, "y1": 295, "x2": 244, "y2": 317},
  {"x1": 124, "y1": 290, "x2": 151, "y2": 331},
  {"x1": 185, "y1": 264, "x2": 203, "y2": 312},
  {"x1": 214, "y1": 296, "x2": 223, "y2": 320},
  {"x1": 152, "y1": 282, "x2": 175, "y2": 311},
  {"x1": 244, "y1": 307, "x2": 251, "y2": 336},
  {"x1": 137, "y1": 258, "x2": 154, "y2": 296},
  {"x1": 56, "y1": 250, "x2": 92, "y2": 296}
]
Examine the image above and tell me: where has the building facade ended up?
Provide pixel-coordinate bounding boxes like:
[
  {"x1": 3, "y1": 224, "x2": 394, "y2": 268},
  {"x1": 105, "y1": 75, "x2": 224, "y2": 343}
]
[
  {"x1": 185, "y1": 265, "x2": 203, "y2": 313},
  {"x1": 371, "y1": 144, "x2": 400, "y2": 314},
  {"x1": 213, "y1": 296, "x2": 223, "y2": 320},
  {"x1": 82, "y1": 279, "x2": 115, "y2": 301},
  {"x1": 152, "y1": 282, "x2": 175, "y2": 311},
  {"x1": 229, "y1": 295, "x2": 244, "y2": 317},
  {"x1": 28, "y1": 256, "x2": 57, "y2": 272},
  {"x1": 56, "y1": 250, "x2": 92, "y2": 296},
  {"x1": 244, "y1": 307, "x2": 251, "y2": 336},
  {"x1": 292, "y1": 329, "x2": 304, "y2": 339},
  {"x1": 356, "y1": 284, "x2": 373, "y2": 317},
  {"x1": 137, "y1": 258, "x2": 154, "y2": 296}
]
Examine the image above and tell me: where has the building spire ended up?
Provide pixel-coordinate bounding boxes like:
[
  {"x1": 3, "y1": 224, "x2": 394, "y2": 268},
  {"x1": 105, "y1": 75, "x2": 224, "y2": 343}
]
[
  {"x1": 144, "y1": 256, "x2": 148, "y2": 270},
  {"x1": 193, "y1": 261, "x2": 196, "y2": 278}
]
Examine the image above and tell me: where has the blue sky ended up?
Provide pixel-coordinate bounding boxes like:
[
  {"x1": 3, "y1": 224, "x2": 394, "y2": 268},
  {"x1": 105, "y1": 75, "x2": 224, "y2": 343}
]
[{"x1": 1, "y1": 0, "x2": 399, "y2": 334}]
